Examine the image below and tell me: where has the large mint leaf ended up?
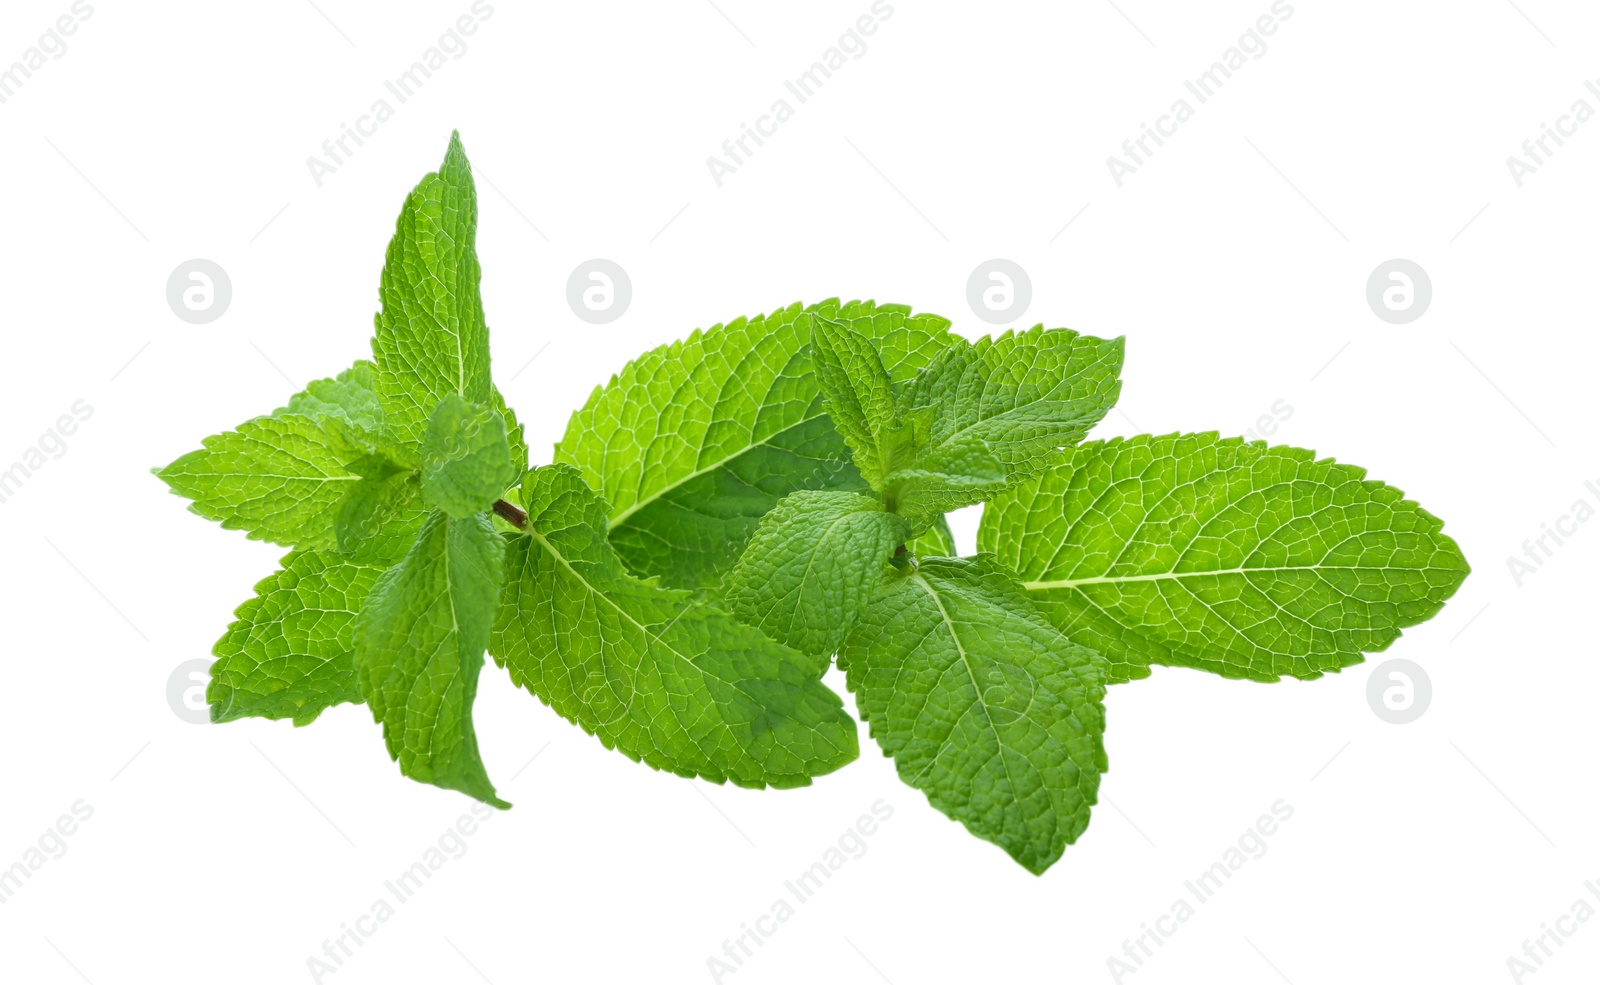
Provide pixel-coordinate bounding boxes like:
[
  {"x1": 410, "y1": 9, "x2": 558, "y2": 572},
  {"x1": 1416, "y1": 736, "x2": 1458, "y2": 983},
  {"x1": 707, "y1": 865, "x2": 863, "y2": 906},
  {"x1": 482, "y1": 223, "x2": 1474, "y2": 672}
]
[
  {"x1": 810, "y1": 315, "x2": 899, "y2": 488},
  {"x1": 553, "y1": 299, "x2": 958, "y2": 588},
  {"x1": 840, "y1": 556, "x2": 1107, "y2": 874},
  {"x1": 490, "y1": 465, "x2": 858, "y2": 788},
  {"x1": 372, "y1": 132, "x2": 493, "y2": 449},
  {"x1": 899, "y1": 326, "x2": 1123, "y2": 485},
  {"x1": 356, "y1": 510, "x2": 508, "y2": 807},
  {"x1": 979, "y1": 433, "x2": 1472, "y2": 683},
  {"x1": 210, "y1": 512, "x2": 426, "y2": 726},
  {"x1": 724, "y1": 491, "x2": 911, "y2": 658},
  {"x1": 156, "y1": 414, "x2": 371, "y2": 550},
  {"x1": 419, "y1": 395, "x2": 515, "y2": 519}
]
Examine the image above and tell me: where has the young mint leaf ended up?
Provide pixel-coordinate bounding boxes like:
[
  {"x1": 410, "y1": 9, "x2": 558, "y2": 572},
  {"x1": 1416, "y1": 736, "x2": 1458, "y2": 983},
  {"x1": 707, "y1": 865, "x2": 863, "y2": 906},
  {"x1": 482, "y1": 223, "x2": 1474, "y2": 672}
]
[
  {"x1": 372, "y1": 132, "x2": 494, "y2": 449},
  {"x1": 899, "y1": 326, "x2": 1124, "y2": 485},
  {"x1": 356, "y1": 510, "x2": 509, "y2": 807},
  {"x1": 210, "y1": 511, "x2": 427, "y2": 726},
  {"x1": 490, "y1": 465, "x2": 859, "y2": 788},
  {"x1": 335, "y1": 456, "x2": 420, "y2": 553},
  {"x1": 553, "y1": 299, "x2": 959, "y2": 588},
  {"x1": 724, "y1": 490, "x2": 911, "y2": 658},
  {"x1": 156, "y1": 414, "x2": 371, "y2": 550},
  {"x1": 810, "y1": 315, "x2": 899, "y2": 488},
  {"x1": 882, "y1": 433, "x2": 1007, "y2": 529},
  {"x1": 978, "y1": 433, "x2": 1472, "y2": 683},
  {"x1": 839, "y1": 556, "x2": 1108, "y2": 875},
  {"x1": 273, "y1": 360, "x2": 386, "y2": 432},
  {"x1": 419, "y1": 394, "x2": 515, "y2": 519},
  {"x1": 908, "y1": 513, "x2": 957, "y2": 558}
]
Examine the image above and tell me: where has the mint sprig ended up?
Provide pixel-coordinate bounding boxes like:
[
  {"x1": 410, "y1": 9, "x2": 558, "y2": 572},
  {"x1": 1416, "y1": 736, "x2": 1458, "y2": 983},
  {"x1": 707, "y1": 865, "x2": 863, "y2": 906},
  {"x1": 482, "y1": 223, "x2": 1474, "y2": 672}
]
[
  {"x1": 159, "y1": 131, "x2": 1470, "y2": 873},
  {"x1": 156, "y1": 133, "x2": 855, "y2": 805}
]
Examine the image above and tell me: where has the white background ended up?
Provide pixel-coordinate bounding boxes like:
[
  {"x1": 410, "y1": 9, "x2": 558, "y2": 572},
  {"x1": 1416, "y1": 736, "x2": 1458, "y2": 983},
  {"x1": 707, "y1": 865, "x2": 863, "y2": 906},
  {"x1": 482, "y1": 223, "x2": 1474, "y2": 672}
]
[{"x1": 1, "y1": 1, "x2": 1596, "y2": 982}]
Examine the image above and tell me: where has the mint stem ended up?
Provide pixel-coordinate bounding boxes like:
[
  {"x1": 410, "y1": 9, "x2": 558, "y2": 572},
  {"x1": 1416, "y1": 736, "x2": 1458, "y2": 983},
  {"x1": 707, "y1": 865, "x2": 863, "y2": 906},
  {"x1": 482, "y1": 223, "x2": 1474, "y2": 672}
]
[{"x1": 492, "y1": 499, "x2": 526, "y2": 528}]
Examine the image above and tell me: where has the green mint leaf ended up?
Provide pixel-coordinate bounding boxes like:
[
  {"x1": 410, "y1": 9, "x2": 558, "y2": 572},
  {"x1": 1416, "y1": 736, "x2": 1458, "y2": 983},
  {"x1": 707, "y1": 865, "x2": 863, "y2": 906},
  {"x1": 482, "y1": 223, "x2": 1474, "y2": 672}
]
[
  {"x1": 899, "y1": 326, "x2": 1124, "y2": 485},
  {"x1": 419, "y1": 394, "x2": 515, "y2": 519},
  {"x1": 489, "y1": 384, "x2": 529, "y2": 476},
  {"x1": 210, "y1": 511, "x2": 427, "y2": 726},
  {"x1": 810, "y1": 315, "x2": 898, "y2": 488},
  {"x1": 335, "y1": 456, "x2": 420, "y2": 553},
  {"x1": 724, "y1": 490, "x2": 911, "y2": 658},
  {"x1": 356, "y1": 510, "x2": 509, "y2": 807},
  {"x1": 491, "y1": 465, "x2": 858, "y2": 788},
  {"x1": 273, "y1": 360, "x2": 386, "y2": 432},
  {"x1": 840, "y1": 556, "x2": 1107, "y2": 874},
  {"x1": 907, "y1": 513, "x2": 956, "y2": 558},
  {"x1": 156, "y1": 414, "x2": 371, "y2": 550},
  {"x1": 372, "y1": 132, "x2": 493, "y2": 449},
  {"x1": 978, "y1": 433, "x2": 1472, "y2": 683},
  {"x1": 553, "y1": 299, "x2": 958, "y2": 588},
  {"x1": 883, "y1": 433, "x2": 1007, "y2": 529}
]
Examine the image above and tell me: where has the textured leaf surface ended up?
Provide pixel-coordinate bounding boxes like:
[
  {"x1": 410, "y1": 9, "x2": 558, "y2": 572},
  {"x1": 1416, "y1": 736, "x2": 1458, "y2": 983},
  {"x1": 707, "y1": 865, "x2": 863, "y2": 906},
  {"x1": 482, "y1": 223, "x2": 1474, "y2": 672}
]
[
  {"x1": 210, "y1": 514, "x2": 425, "y2": 726},
  {"x1": 490, "y1": 465, "x2": 858, "y2": 788},
  {"x1": 420, "y1": 395, "x2": 515, "y2": 518},
  {"x1": 908, "y1": 514, "x2": 956, "y2": 558},
  {"x1": 810, "y1": 315, "x2": 898, "y2": 488},
  {"x1": 900, "y1": 326, "x2": 1123, "y2": 484},
  {"x1": 490, "y1": 385, "x2": 529, "y2": 476},
  {"x1": 979, "y1": 433, "x2": 1472, "y2": 683},
  {"x1": 156, "y1": 414, "x2": 368, "y2": 550},
  {"x1": 725, "y1": 491, "x2": 910, "y2": 658},
  {"x1": 356, "y1": 510, "x2": 508, "y2": 807},
  {"x1": 334, "y1": 457, "x2": 419, "y2": 553},
  {"x1": 553, "y1": 299, "x2": 958, "y2": 588},
  {"x1": 840, "y1": 556, "x2": 1107, "y2": 874},
  {"x1": 884, "y1": 433, "x2": 1007, "y2": 529},
  {"x1": 372, "y1": 132, "x2": 493, "y2": 449},
  {"x1": 274, "y1": 360, "x2": 386, "y2": 432}
]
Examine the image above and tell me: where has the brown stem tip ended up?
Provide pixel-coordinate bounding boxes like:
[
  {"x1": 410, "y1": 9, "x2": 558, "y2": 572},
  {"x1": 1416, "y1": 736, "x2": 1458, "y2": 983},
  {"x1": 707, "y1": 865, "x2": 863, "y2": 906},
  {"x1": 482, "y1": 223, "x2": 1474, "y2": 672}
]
[{"x1": 492, "y1": 499, "x2": 527, "y2": 529}]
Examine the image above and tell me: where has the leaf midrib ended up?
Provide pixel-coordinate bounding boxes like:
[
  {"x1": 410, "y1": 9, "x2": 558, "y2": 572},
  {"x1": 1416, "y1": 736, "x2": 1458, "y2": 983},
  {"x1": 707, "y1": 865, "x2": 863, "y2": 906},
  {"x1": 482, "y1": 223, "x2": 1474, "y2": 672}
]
[
  {"x1": 517, "y1": 526, "x2": 743, "y2": 692},
  {"x1": 606, "y1": 411, "x2": 833, "y2": 528},
  {"x1": 1021, "y1": 561, "x2": 1458, "y2": 591},
  {"x1": 907, "y1": 571, "x2": 1021, "y2": 803}
]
